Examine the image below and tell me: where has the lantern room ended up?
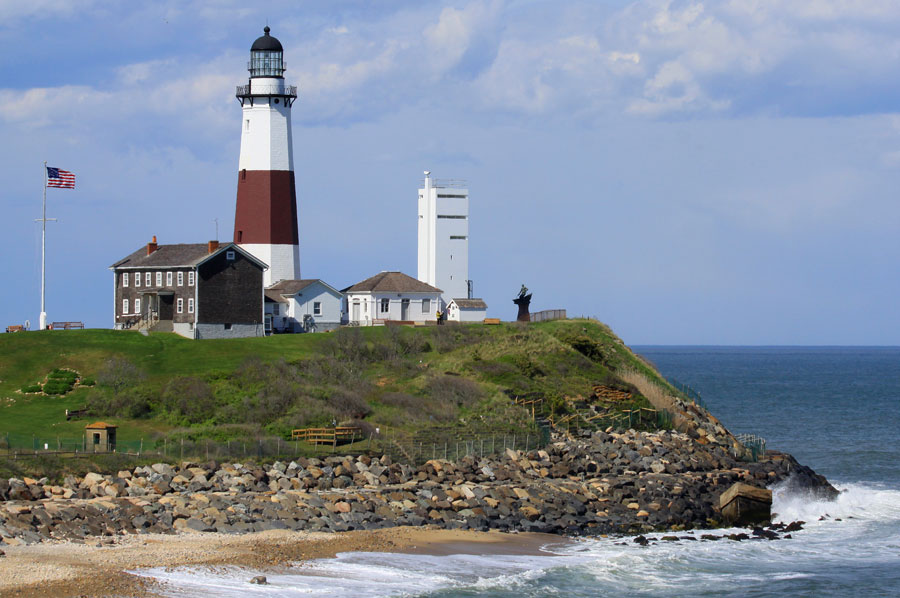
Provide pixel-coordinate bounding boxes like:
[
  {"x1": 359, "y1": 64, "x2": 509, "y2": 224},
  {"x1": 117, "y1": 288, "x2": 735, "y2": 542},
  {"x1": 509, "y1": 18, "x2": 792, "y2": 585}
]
[{"x1": 249, "y1": 26, "x2": 285, "y2": 78}]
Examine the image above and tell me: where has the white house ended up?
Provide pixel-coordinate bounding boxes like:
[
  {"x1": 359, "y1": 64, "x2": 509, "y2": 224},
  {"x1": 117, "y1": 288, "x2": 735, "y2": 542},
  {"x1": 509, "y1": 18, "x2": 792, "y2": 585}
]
[
  {"x1": 446, "y1": 298, "x2": 488, "y2": 322},
  {"x1": 264, "y1": 279, "x2": 343, "y2": 333},
  {"x1": 342, "y1": 271, "x2": 442, "y2": 325}
]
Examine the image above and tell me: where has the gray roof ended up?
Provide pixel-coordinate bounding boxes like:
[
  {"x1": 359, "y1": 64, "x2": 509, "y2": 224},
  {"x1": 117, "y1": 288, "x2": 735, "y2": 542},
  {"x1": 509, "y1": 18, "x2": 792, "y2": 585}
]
[
  {"x1": 265, "y1": 279, "x2": 342, "y2": 302},
  {"x1": 110, "y1": 243, "x2": 266, "y2": 270},
  {"x1": 452, "y1": 298, "x2": 488, "y2": 309},
  {"x1": 342, "y1": 271, "x2": 442, "y2": 294}
]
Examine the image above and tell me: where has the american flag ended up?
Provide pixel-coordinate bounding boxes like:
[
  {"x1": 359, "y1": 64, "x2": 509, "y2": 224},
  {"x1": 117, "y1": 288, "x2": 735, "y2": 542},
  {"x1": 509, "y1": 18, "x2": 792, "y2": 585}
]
[{"x1": 46, "y1": 167, "x2": 75, "y2": 189}]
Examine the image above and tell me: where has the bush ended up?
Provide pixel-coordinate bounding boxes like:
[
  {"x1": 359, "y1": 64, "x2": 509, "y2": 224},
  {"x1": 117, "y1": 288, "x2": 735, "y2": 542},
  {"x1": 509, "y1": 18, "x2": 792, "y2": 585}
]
[
  {"x1": 161, "y1": 376, "x2": 217, "y2": 423},
  {"x1": 80, "y1": 377, "x2": 96, "y2": 386},
  {"x1": 21, "y1": 384, "x2": 42, "y2": 394},
  {"x1": 425, "y1": 375, "x2": 484, "y2": 408},
  {"x1": 97, "y1": 357, "x2": 145, "y2": 395},
  {"x1": 43, "y1": 380, "x2": 73, "y2": 395},
  {"x1": 330, "y1": 389, "x2": 372, "y2": 419}
]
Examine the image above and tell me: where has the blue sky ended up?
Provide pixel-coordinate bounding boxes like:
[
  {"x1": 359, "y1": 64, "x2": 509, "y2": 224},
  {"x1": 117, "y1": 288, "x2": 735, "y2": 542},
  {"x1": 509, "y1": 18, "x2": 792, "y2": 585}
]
[{"x1": 2, "y1": 0, "x2": 899, "y2": 344}]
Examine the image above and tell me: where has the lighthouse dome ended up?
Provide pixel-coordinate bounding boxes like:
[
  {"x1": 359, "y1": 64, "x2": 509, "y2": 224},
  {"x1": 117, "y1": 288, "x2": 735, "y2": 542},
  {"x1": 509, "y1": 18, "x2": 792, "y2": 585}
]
[
  {"x1": 251, "y1": 26, "x2": 283, "y2": 52},
  {"x1": 248, "y1": 26, "x2": 285, "y2": 78}
]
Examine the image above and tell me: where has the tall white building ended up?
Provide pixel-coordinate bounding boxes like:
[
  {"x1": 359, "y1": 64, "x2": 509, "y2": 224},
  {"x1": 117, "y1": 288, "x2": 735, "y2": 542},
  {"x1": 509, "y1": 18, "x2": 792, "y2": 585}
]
[{"x1": 417, "y1": 172, "x2": 470, "y2": 308}]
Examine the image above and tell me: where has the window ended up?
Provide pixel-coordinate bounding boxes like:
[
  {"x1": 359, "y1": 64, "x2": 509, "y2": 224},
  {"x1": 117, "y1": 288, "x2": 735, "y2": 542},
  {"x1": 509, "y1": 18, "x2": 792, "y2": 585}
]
[
  {"x1": 188, "y1": 271, "x2": 195, "y2": 286},
  {"x1": 177, "y1": 298, "x2": 183, "y2": 314},
  {"x1": 422, "y1": 298, "x2": 431, "y2": 313},
  {"x1": 135, "y1": 298, "x2": 141, "y2": 314},
  {"x1": 380, "y1": 298, "x2": 390, "y2": 313},
  {"x1": 177, "y1": 271, "x2": 184, "y2": 286},
  {"x1": 188, "y1": 298, "x2": 194, "y2": 313},
  {"x1": 226, "y1": 250, "x2": 236, "y2": 260},
  {"x1": 155, "y1": 271, "x2": 162, "y2": 287},
  {"x1": 437, "y1": 194, "x2": 467, "y2": 198},
  {"x1": 122, "y1": 299, "x2": 129, "y2": 314},
  {"x1": 166, "y1": 271, "x2": 173, "y2": 286},
  {"x1": 224, "y1": 323, "x2": 233, "y2": 330},
  {"x1": 272, "y1": 304, "x2": 280, "y2": 315},
  {"x1": 144, "y1": 272, "x2": 151, "y2": 286},
  {"x1": 122, "y1": 272, "x2": 129, "y2": 287},
  {"x1": 450, "y1": 235, "x2": 467, "y2": 240},
  {"x1": 313, "y1": 302, "x2": 322, "y2": 316},
  {"x1": 437, "y1": 215, "x2": 467, "y2": 219},
  {"x1": 245, "y1": 119, "x2": 250, "y2": 132},
  {"x1": 134, "y1": 272, "x2": 140, "y2": 288}
]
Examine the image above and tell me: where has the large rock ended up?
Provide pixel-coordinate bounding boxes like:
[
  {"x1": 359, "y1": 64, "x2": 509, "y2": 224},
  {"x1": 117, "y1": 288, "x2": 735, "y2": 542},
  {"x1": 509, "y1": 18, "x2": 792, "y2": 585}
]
[{"x1": 719, "y1": 483, "x2": 772, "y2": 525}]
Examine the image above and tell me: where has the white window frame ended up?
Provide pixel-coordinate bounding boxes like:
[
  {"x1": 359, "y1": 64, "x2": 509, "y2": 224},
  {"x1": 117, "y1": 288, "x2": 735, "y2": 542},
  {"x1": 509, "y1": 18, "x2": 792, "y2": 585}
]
[
  {"x1": 188, "y1": 298, "x2": 194, "y2": 313},
  {"x1": 122, "y1": 272, "x2": 129, "y2": 288},
  {"x1": 134, "y1": 298, "x2": 141, "y2": 314},
  {"x1": 188, "y1": 271, "x2": 195, "y2": 286},
  {"x1": 144, "y1": 272, "x2": 151, "y2": 286},
  {"x1": 422, "y1": 298, "x2": 431, "y2": 314},
  {"x1": 313, "y1": 301, "x2": 322, "y2": 316},
  {"x1": 177, "y1": 271, "x2": 184, "y2": 286},
  {"x1": 134, "y1": 272, "x2": 140, "y2": 288},
  {"x1": 273, "y1": 304, "x2": 280, "y2": 315},
  {"x1": 166, "y1": 271, "x2": 173, "y2": 286},
  {"x1": 122, "y1": 298, "x2": 129, "y2": 314},
  {"x1": 177, "y1": 298, "x2": 183, "y2": 314},
  {"x1": 226, "y1": 250, "x2": 236, "y2": 260},
  {"x1": 155, "y1": 271, "x2": 162, "y2": 287},
  {"x1": 380, "y1": 298, "x2": 390, "y2": 313}
]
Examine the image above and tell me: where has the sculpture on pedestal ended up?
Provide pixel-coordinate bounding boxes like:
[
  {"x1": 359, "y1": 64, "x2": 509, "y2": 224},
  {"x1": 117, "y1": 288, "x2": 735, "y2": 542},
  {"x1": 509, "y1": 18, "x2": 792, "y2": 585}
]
[{"x1": 513, "y1": 284, "x2": 532, "y2": 322}]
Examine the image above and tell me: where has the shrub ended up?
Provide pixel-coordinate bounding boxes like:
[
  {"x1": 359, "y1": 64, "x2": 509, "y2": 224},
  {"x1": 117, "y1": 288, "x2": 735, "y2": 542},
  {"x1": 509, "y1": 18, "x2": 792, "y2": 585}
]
[
  {"x1": 330, "y1": 389, "x2": 372, "y2": 419},
  {"x1": 21, "y1": 384, "x2": 43, "y2": 394},
  {"x1": 97, "y1": 357, "x2": 145, "y2": 395},
  {"x1": 425, "y1": 375, "x2": 484, "y2": 408},
  {"x1": 161, "y1": 376, "x2": 217, "y2": 423},
  {"x1": 80, "y1": 377, "x2": 96, "y2": 386}
]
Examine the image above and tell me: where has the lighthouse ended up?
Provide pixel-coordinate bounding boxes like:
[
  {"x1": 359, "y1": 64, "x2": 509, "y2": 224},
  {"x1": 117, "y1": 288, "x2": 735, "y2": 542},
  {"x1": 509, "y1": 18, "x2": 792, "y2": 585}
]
[{"x1": 233, "y1": 26, "x2": 300, "y2": 287}]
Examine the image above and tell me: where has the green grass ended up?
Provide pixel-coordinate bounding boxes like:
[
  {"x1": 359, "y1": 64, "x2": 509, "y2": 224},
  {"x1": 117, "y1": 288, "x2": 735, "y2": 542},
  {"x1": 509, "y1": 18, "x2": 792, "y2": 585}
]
[{"x1": 0, "y1": 320, "x2": 683, "y2": 447}]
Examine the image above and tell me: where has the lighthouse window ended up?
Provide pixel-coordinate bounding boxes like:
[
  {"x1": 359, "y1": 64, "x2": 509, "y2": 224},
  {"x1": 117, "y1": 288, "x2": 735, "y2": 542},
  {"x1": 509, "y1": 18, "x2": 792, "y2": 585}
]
[
  {"x1": 245, "y1": 119, "x2": 250, "y2": 132},
  {"x1": 274, "y1": 98, "x2": 279, "y2": 104}
]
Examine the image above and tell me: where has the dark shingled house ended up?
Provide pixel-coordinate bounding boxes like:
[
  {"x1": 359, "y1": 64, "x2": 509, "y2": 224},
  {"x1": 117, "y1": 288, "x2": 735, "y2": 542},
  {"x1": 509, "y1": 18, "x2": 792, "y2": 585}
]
[{"x1": 109, "y1": 237, "x2": 267, "y2": 339}]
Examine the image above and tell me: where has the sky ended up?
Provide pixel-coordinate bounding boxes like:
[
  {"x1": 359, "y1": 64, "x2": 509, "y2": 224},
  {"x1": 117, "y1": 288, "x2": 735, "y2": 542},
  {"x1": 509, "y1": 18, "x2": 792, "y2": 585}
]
[{"x1": 1, "y1": 0, "x2": 899, "y2": 345}]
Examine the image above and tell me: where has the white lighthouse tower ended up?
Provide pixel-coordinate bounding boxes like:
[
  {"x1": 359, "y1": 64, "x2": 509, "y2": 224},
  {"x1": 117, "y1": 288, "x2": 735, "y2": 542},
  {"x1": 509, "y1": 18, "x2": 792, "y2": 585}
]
[
  {"x1": 417, "y1": 171, "x2": 470, "y2": 307},
  {"x1": 233, "y1": 26, "x2": 300, "y2": 287}
]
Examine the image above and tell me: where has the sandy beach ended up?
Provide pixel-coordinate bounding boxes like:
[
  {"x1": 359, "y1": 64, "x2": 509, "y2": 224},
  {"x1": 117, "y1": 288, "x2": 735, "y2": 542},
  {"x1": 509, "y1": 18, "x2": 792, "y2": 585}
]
[{"x1": 0, "y1": 527, "x2": 569, "y2": 597}]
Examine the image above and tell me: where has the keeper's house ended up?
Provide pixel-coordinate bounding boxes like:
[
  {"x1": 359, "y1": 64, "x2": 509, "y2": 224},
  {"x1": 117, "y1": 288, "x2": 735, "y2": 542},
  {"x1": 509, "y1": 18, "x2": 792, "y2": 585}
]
[
  {"x1": 342, "y1": 271, "x2": 442, "y2": 325},
  {"x1": 264, "y1": 279, "x2": 343, "y2": 334},
  {"x1": 110, "y1": 237, "x2": 267, "y2": 339}
]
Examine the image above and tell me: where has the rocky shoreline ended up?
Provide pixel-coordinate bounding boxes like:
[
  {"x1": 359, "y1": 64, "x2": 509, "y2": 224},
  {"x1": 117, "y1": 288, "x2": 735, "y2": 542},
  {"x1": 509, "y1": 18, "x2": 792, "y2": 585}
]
[{"x1": 0, "y1": 428, "x2": 838, "y2": 547}]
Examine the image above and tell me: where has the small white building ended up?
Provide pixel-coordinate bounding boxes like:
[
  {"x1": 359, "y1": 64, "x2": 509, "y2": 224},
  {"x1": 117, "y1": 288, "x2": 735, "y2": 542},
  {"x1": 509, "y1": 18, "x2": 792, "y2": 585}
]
[
  {"x1": 264, "y1": 279, "x2": 343, "y2": 333},
  {"x1": 342, "y1": 271, "x2": 442, "y2": 325},
  {"x1": 446, "y1": 298, "x2": 488, "y2": 322}
]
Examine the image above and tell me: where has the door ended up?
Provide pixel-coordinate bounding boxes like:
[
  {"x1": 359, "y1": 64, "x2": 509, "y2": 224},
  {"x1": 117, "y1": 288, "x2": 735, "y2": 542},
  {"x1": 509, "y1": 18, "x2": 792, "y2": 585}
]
[
  {"x1": 401, "y1": 298, "x2": 410, "y2": 320},
  {"x1": 159, "y1": 295, "x2": 174, "y2": 320},
  {"x1": 352, "y1": 301, "x2": 360, "y2": 322}
]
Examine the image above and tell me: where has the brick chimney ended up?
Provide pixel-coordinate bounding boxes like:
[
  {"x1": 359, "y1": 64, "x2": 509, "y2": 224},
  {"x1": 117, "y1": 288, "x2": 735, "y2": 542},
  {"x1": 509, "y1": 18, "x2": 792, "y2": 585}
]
[
  {"x1": 147, "y1": 235, "x2": 158, "y2": 256},
  {"x1": 208, "y1": 240, "x2": 219, "y2": 254}
]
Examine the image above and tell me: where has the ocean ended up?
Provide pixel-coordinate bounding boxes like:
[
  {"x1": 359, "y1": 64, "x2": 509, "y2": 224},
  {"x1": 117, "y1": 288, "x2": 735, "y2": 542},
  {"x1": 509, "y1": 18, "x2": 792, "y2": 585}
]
[{"x1": 139, "y1": 347, "x2": 900, "y2": 597}]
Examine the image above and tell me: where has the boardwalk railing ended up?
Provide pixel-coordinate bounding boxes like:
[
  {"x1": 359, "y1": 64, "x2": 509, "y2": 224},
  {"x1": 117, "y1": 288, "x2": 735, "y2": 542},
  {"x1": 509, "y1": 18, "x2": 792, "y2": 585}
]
[
  {"x1": 530, "y1": 309, "x2": 567, "y2": 323},
  {"x1": 291, "y1": 427, "x2": 362, "y2": 445}
]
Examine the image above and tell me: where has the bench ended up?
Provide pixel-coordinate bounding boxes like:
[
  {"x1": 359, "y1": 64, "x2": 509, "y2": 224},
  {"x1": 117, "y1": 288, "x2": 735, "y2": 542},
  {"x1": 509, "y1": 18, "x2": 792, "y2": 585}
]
[
  {"x1": 50, "y1": 322, "x2": 84, "y2": 330},
  {"x1": 6, "y1": 325, "x2": 23, "y2": 333},
  {"x1": 483, "y1": 318, "x2": 501, "y2": 325}
]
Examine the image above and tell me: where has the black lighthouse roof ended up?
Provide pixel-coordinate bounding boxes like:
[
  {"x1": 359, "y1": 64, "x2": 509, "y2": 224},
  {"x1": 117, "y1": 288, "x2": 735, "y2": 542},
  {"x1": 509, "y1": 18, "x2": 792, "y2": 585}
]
[{"x1": 251, "y1": 26, "x2": 283, "y2": 52}]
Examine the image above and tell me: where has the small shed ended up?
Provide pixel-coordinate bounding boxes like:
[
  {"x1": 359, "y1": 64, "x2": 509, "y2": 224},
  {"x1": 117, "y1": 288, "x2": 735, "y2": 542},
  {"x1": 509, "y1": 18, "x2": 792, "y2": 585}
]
[
  {"x1": 446, "y1": 298, "x2": 488, "y2": 322},
  {"x1": 85, "y1": 422, "x2": 117, "y2": 452}
]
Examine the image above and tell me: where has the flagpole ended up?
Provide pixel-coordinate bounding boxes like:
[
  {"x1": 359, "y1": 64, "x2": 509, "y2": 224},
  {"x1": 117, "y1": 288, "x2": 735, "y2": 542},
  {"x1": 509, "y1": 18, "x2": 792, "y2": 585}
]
[{"x1": 40, "y1": 161, "x2": 47, "y2": 331}]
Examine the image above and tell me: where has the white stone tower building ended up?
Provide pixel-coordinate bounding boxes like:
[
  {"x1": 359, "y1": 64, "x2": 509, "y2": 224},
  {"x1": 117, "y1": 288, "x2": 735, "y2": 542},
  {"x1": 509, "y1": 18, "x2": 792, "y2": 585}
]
[
  {"x1": 417, "y1": 172, "x2": 469, "y2": 307},
  {"x1": 233, "y1": 26, "x2": 300, "y2": 287}
]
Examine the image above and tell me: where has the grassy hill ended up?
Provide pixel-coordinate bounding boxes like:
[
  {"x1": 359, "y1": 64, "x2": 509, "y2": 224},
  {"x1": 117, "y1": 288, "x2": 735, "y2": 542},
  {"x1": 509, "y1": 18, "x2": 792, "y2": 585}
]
[{"x1": 0, "y1": 320, "x2": 681, "y2": 453}]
